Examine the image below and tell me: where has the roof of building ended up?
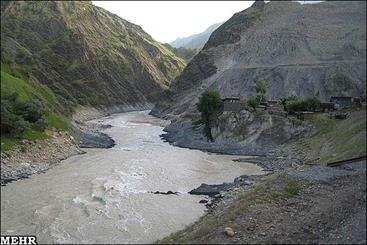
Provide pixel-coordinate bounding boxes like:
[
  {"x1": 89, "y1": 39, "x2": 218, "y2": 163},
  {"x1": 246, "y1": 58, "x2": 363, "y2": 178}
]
[
  {"x1": 330, "y1": 96, "x2": 352, "y2": 99},
  {"x1": 222, "y1": 97, "x2": 240, "y2": 101}
]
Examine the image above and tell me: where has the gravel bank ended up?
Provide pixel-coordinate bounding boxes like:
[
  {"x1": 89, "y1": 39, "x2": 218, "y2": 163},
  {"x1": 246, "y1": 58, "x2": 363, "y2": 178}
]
[
  {"x1": 162, "y1": 161, "x2": 366, "y2": 244},
  {"x1": 1, "y1": 130, "x2": 83, "y2": 186}
]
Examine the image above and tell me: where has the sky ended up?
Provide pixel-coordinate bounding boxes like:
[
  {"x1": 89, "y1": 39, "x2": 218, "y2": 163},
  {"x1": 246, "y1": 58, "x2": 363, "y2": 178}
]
[{"x1": 92, "y1": 1, "x2": 254, "y2": 43}]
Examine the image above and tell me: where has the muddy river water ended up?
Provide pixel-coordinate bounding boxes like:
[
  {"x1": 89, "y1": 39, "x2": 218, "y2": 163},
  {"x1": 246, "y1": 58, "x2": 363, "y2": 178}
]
[{"x1": 1, "y1": 111, "x2": 263, "y2": 244}]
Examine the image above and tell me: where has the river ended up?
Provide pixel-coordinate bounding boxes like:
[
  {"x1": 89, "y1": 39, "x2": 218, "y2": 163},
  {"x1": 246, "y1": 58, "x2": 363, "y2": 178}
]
[{"x1": 1, "y1": 111, "x2": 263, "y2": 244}]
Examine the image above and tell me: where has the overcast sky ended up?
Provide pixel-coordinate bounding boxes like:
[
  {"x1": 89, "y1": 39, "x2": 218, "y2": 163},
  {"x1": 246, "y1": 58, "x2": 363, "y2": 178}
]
[{"x1": 92, "y1": 1, "x2": 254, "y2": 43}]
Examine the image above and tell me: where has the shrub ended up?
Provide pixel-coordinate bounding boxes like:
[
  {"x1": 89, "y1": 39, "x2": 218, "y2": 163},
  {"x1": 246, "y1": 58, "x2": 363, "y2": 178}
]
[
  {"x1": 285, "y1": 96, "x2": 321, "y2": 112},
  {"x1": 1, "y1": 101, "x2": 29, "y2": 137},
  {"x1": 247, "y1": 96, "x2": 260, "y2": 109},
  {"x1": 254, "y1": 76, "x2": 267, "y2": 95},
  {"x1": 303, "y1": 96, "x2": 321, "y2": 111},
  {"x1": 34, "y1": 118, "x2": 48, "y2": 131},
  {"x1": 15, "y1": 99, "x2": 45, "y2": 123},
  {"x1": 280, "y1": 95, "x2": 298, "y2": 106},
  {"x1": 1, "y1": 94, "x2": 47, "y2": 138}
]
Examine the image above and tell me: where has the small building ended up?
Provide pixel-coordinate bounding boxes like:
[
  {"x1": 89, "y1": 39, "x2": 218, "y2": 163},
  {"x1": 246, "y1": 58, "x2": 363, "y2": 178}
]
[
  {"x1": 222, "y1": 97, "x2": 246, "y2": 112},
  {"x1": 297, "y1": 111, "x2": 315, "y2": 120},
  {"x1": 222, "y1": 97, "x2": 240, "y2": 103},
  {"x1": 352, "y1": 97, "x2": 362, "y2": 107},
  {"x1": 267, "y1": 100, "x2": 279, "y2": 105},
  {"x1": 320, "y1": 102, "x2": 335, "y2": 112},
  {"x1": 330, "y1": 96, "x2": 352, "y2": 109}
]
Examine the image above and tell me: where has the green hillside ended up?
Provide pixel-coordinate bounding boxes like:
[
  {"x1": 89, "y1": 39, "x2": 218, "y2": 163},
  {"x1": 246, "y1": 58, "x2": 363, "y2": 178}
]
[{"x1": 1, "y1": 1, "x2": 186, "y2": 149}]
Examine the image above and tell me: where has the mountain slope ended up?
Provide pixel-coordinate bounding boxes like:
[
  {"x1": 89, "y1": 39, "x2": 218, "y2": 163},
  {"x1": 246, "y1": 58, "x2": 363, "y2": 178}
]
[
  {"x1": 170, "y1": 22, "x2": 223, "y2": 50},
  {"x1": 1, "y1": 1, "x2": 185, "y2": 112},
  {"x1": 1, "y1": 1, "x2": 185, "y2": 143},
  {"x1": 153, "y1": 1, "x2": 366, "y2": 118}
]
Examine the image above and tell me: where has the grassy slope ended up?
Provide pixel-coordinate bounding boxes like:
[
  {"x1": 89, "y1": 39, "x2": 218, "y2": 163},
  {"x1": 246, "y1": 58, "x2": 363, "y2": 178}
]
[
  {"x1": 158, "y1": 173, "x2": 302, "y2": 244},
  {"x1": 290, "y1": 108, "x2": 366, "y2": 164},
  {"x1": 1, "y1": 1, "x2": 186, "y2": 151},
  {"x1": 1, "y1": 67, "x2": 69, "y2": 151}
]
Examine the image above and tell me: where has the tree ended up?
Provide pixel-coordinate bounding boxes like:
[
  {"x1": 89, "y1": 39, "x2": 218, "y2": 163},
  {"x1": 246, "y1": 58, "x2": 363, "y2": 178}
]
[
  {"x1": 254, "y1": 76, "x2": 267, "y2": 95},
  {"x1": 247, "y1": 76, "x2": 268, "y2": 110},
  {"x1": 197, "y1": 90, "x2": 223, "y2": 142}
]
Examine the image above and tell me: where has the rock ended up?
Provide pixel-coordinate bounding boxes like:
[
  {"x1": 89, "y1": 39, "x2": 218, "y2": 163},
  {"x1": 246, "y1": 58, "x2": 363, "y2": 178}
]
[
  {"x1": 224, "y1": 227, "x2": 235, "y2": 237},
  {"x1": 199, "y1": 199, "x2": 208, "y2": 203},
  {"x1": 152, "y1": 191, "x2": 179, "y2": 195},
  {"x1": 189, "y1": 182, "x2": 234, "y2": 197},
  {"x1": 20, "y1": 162, "x2": 30, "y2": 167}
]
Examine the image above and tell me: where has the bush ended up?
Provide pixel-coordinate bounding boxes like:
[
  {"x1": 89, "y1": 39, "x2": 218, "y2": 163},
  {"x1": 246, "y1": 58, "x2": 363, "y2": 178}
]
[
  {"x1": 247, "y1": 97, "x2": 260, "y2": 109},
  {"x1": 284, "y1": 96, "x2": 321, "y2": 112},
  {"x1": 254, "y1": 76, "x2": 267, "y2": 94},
  {"x1": 34, "y1": 118, "x2": 48, "y2": 131},
  {"x1": 15, "y1": 99, "x2": 45, "y2": 123},
  {"x1": 280, "y1": 95, "x2": 298, "y2": 106},
  {"x1": 1, "y1": 93, "x2": 47, "y2": 138},
  {"x1": 1, "y1": 101, "x2": 29, "y2": 137},
  {"x1": 304, "y1": 97, "x2": 321, "y2": 111}
]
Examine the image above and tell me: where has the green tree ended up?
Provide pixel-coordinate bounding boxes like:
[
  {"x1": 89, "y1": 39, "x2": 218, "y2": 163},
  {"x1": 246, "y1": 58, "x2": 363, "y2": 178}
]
[
  {"x1": 197, "y1": 90, "x2": 223, "y2": 142},
  {"x1": 254, "y1": 76, "x2": 267, "y2": 95},
  {"x1": 247, "y1": 76, "x2": 268, "y2": 110}
]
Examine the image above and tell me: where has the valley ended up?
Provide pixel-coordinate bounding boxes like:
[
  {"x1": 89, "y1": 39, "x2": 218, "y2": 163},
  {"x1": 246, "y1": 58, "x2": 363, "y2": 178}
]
[{"x1": 1, "y1": 1, "x2": 366, "y2": 244}]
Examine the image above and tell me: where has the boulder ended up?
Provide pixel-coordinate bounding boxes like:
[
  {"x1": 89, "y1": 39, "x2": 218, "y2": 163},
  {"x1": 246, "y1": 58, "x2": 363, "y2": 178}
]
[
  {"x1": 189, "y1": 183, "x2": 234, "y2": 197},
  {"x1": 224, "y1": 227, "x2": 235, "y2": 237}
]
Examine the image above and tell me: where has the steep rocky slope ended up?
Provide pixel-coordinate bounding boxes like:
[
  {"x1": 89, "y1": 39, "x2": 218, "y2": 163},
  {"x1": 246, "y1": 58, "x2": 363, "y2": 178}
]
[
  {"x1": 153, "y1": 1, "x2": 366, "y2": 118},
  {"x1": 1, "y1": 1, "x2": 185, "y2": 116}
]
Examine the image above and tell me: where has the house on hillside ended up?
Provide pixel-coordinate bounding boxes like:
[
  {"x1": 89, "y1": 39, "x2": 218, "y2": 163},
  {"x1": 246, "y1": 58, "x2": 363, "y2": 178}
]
[
  {"x1": 297, "y1": 111, "x2": 315, "y2": 121},
  {"x1": 222, "y1": 97, "x2": 246, "y2": 112},
  {"x1": 267, "y1": 100, "x2": 279, "y2": 105},
  {"x1": 320, "y1": 102, "x2": 335, "y2": 112},
  {"x1": 330, "y1": 96, "x2": 353, "y2": 109}
]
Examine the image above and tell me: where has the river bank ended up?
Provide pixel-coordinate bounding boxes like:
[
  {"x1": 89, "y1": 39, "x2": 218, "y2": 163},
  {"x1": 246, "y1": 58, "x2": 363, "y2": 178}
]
[
  {"x1": 1, "y1": 104, "x2": 153, "y2": 185},
  {"x1": 157, "y1": 108, "x2": 366, "y2": 244}
]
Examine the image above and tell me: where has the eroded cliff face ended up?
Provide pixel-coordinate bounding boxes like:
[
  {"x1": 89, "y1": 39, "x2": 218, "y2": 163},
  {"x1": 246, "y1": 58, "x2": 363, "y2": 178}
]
[
  {"x1": 1, "y1": 1, "x2": 185, "y2": 115},
  {"x1": 152, "y1": 1, "x2": 366, "y2": 118},
  {"x1": 161, "y1": 109, "x2": 314, "y2": 155}
]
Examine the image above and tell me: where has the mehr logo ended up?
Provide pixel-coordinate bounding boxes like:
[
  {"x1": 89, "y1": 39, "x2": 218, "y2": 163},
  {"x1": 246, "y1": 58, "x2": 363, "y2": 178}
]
[{"x1": 0, "y1": 236, "x2": 37, "y2": 245}]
